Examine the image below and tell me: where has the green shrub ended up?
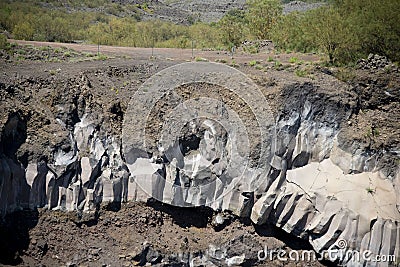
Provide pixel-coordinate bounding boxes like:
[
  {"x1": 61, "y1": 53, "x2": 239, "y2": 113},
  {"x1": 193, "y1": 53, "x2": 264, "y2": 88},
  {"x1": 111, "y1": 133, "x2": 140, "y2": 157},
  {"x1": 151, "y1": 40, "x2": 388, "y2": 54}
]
[
  {"x1": 13, "y1": 22, "x2": 34, "y2": 40},
  {"x1": 246, "y1": 0, "x2": 282, "y2": 39},
  {"x1": 39, "y1": 46, "x2": 50, "y2": 51},
  {"x1": 0, "y1": 34, "x2": 8, "y2": 49},
  {"x1": 255, "y1": 64, "x2": 264, "y2": 70},
  {"x1": 16, "y1": 48, "x2": 27, "y2": 55},
  {"x1": 230, "y1": 59, "x2": 239, "y2": 67},
  {"x1": 295, "y1": 69, "x2": 307, "y2": 77},
  {"x1": 215, "y1": 59, "x2": 227, "y2": 63},
  {"x1": 95, "y1": 54, "x2": 108, "y2": 60},
  {"x1": 273, "y1": 60, "x2": 284, "y2": 70},
  {"x1": 365, "y1": 187, "x2": 375, "y2": 194},
  {"x1": 289, "y1": 57, "x2": 298, "y2": 63},
  {"x1": 195, "y1": 57, "x2": 208, "y2": 62},
  {"x1": 218, "y1": 8, "x2": 247, "y2": 47},
  {"x1": 243, "y1": 45, "x2": 259, "y2": 54},
  {"x1": 271, "y1": 0, "x2": 400, "y2": 64}
]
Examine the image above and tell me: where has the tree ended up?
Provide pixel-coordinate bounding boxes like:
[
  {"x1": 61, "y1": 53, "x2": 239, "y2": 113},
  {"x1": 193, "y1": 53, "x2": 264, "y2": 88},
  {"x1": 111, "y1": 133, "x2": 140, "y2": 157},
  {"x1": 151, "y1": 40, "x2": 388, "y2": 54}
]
[
  {"x1": 0, "y1": 34, "x2": 8, "y2": 49},
  {"x1": 189, "y1": 23, "x2": 221, "y2": 49},
  {"x1": 335, "y1": 0, "x2": 400, "y2": 63},
  {"x1": 218, "y1": 9, "x2": 247, "y2": 48},
  {"x1": 13, "y1": 22, "x2": 34, "y2": 40},
  {"x1": 305, "y1": 6, "x2": 354, "y2": 64},
  {"x1": 270, "y1": 11, "x2": 313, "y2": 53},
  {"x1": 245, "y1": 0, "x2": 282, "y2": 40}
]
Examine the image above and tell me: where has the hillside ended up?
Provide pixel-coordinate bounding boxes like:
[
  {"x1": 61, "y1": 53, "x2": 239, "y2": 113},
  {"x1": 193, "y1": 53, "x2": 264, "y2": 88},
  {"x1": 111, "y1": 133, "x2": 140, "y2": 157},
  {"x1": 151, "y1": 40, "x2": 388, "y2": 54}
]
[
  {"x1": 2, "y1": 0, "x2": 325, "y2": 24},
  {"x1": 152, "y1": 0, "x2": 325, "y2": 23}
]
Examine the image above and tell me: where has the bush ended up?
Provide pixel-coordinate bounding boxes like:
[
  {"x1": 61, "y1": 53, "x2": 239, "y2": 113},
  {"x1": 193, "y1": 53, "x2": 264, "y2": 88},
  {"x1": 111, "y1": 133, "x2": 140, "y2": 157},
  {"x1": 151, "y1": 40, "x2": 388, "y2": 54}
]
[
  {"x1": 195, "y1": 57, "x2": 208, "y2": 62},
  {"x1": 0, "y1": 34, "x2": 8, "y2": 49},
  {"x1": 337, "y1": 0, "x2": 400, "y2": 63},
  {"x1": 189, "y1": 23, "x2": 221, "y2": 49},
  {"x1": 13, "y1": 22, "x2": 34, "y2": 40},
  {"x1": 2, "y1": 0, "x2": 398, "y2": 65},
  {"x1": 218, "y1": 8, "x2": 247, "y2": 48},
  {"x1": 246, "y1": 0, "x2": 282, "y2": 39},
  {"x1": 271, "y1": 0, "x2": 400, "y2": 64},
  {"x1": 295, "y1": 69, "x2": 307, "y2": 77},
  {"x1": 249, "y1": 60, "x2": 257, "y2": 66},
  {"x1": 289, "y1": 57, "x2": 298, "y2": 63},
  {"x1": 243, "y1": 45, "x2": 259, "y2": 54}
]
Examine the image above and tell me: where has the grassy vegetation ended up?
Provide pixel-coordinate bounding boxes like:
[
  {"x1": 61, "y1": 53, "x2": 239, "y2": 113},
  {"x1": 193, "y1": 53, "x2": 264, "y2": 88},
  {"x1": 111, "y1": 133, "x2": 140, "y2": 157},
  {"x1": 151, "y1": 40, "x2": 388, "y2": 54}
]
[
  {"x1": 0, "y1": 34, "x2": 8, "y2": 49},
  {"x1": 0, "y1": 0, "x2": 398, "y2": 65},
  {"x1": 195, "y1": 57, "x2": 208, "y2": 62},
  {"x1": 249, "y1": 60, "x2": 257, "y2": 66},
  {"x1": 271, "y1": 0, "x2": 400, "y2": 64},
  {"x1": 365, "y1": 187, "x2": 375, "y2": 195},
  {"x1": 0, "y1": 0, "x2": 223, "y2": 49},
  {"x1": 0, "y1": 39, "x2": 111, "y2": 63}
]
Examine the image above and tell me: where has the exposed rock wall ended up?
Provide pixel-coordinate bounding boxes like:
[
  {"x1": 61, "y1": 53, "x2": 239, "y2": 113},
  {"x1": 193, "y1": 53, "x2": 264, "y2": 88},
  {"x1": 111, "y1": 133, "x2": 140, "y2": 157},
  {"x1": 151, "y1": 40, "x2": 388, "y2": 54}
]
[{"x1": 0, "y1": 62, "x2": 399, "y2": 266}]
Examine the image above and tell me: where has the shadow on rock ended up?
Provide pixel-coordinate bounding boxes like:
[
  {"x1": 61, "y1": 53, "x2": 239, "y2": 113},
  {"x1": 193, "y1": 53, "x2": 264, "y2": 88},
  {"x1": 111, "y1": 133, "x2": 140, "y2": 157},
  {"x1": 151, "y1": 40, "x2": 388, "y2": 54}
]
[
  {"x1": 146, "y1": 199, "x2": 213, "y2": 228},
  {"x1": 255, "y1": 222, "x2": 337, "y2": 267},
  {"x1": 0, "y1": 209, "x2": 39, "y2": 265}
]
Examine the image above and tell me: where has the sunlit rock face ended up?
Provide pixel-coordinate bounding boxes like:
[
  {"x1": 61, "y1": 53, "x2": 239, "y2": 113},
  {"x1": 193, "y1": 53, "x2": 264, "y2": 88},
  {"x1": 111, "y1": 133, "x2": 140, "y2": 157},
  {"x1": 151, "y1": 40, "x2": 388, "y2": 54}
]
[
  {"x1": 122, "y1": 63, "x2": 275, "y2": 216},
  {"x1": 0, "y1": 62, "x2": 398, "y2": 266}
]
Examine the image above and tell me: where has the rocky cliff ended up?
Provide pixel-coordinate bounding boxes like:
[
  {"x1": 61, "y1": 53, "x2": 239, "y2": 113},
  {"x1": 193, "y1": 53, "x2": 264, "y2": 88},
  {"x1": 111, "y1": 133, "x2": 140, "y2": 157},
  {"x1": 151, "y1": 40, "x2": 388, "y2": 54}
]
[{"x1": 0, "y1": 58, "x2": 399, "y2": 266}]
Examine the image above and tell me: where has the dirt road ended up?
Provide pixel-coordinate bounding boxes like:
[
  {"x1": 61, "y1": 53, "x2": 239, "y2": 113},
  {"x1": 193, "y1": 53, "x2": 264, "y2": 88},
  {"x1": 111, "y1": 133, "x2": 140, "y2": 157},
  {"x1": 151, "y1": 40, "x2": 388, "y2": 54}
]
[{"x1": 9, "y1": 39, "x2": 320, "y2": 64}]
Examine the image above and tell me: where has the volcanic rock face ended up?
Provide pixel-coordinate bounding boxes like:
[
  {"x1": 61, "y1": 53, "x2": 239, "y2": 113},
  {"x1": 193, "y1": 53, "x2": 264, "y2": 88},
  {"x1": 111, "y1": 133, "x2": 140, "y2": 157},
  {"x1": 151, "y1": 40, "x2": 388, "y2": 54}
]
[
  {"x1": 282, "y1": 1, "x2": 326, "y2": 14},
  {"x1": 0, "y1": 62, "x2": 399, "y2": 266},
  {"x1": 157, "y1": 0, "x2": 247, "y2": 23},
  {"x1": 122, "y1": 63, "x2": 275, "y2": 217}
]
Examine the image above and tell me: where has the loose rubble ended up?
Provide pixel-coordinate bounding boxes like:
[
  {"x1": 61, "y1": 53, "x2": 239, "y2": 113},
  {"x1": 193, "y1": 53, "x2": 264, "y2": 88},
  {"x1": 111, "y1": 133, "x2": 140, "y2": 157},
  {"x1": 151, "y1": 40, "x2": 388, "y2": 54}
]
[
  {"x1": 357, "y1": 53, "x2": 394, "y2": 70},
  {"x1": 283, "y1": 1, "x2": 326, "y2": 14},
  {"x1": 241, "y1": 40, "x2": 274, "y2": 53}
]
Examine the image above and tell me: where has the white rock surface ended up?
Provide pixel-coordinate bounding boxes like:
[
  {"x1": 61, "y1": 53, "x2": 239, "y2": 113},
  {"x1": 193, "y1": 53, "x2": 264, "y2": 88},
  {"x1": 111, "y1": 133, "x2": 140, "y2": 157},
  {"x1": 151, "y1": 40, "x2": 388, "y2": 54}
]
[{"x1": 0, "y1": 62, "x2": 398, "y2": 267}]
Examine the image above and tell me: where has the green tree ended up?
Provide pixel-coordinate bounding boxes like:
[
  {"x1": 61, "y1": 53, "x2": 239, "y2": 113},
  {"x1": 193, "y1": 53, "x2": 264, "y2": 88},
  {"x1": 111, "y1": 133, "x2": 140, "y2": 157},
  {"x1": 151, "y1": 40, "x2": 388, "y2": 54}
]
[
  {"x1": 218, "y1": 9, "x2": 247, "y2": 48},
  {"x1": 246, "y1": 0, "x2": 282, "y2": 40},
  {"x1": 305, "y1": 6, "x2": 355, "y2": 64},
  {"x1": 0, "y1": 34, "x2": 8, "y2": 49},
  {"x1": 335, "y1": 0, "x2": 400, "y2": 63},
  {"x1": 189, "y1": 23, "x2": 221, "y2": 49},
  {"x1": 135, "y1": 21, "x2": 160, "y2": 47},
  {"x1": 13, "y1": 21, "x2": 34, "y2": 40},
  {"x1": 270, "y1": 11, "x2": 314, "y2": 53}
]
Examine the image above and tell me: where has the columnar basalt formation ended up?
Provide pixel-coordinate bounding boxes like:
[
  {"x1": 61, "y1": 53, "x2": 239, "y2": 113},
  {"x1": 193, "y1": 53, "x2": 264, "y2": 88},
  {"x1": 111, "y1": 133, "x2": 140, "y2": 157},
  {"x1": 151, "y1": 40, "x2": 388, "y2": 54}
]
[{"x1": 0, "y1": 62, "x2": 398, "y2": 266}]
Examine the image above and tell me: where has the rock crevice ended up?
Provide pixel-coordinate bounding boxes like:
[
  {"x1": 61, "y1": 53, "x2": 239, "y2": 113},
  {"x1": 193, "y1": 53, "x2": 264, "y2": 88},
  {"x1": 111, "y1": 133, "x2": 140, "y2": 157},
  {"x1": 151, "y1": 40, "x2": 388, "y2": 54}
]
[{"x1": 0, "y1": 63, "x2": 398, "y2": 266}]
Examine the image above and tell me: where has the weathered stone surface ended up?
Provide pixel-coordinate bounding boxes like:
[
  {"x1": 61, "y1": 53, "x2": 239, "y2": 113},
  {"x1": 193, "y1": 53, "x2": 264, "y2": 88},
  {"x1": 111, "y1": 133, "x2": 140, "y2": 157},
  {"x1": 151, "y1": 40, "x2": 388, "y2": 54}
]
[
  {"x1": 0, "y1": 62, "x2": 398, "y2": 266},
  {"x1": 357, "y1": 54, "x2": 394, "y2": 70}
]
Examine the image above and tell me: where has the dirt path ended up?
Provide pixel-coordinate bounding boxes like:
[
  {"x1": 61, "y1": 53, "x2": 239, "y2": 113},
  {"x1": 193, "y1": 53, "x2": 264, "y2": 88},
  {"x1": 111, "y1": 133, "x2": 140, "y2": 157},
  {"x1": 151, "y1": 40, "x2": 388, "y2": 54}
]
[{"x1": 9, "y1": 39, "x2": 320, "y2": 64}]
